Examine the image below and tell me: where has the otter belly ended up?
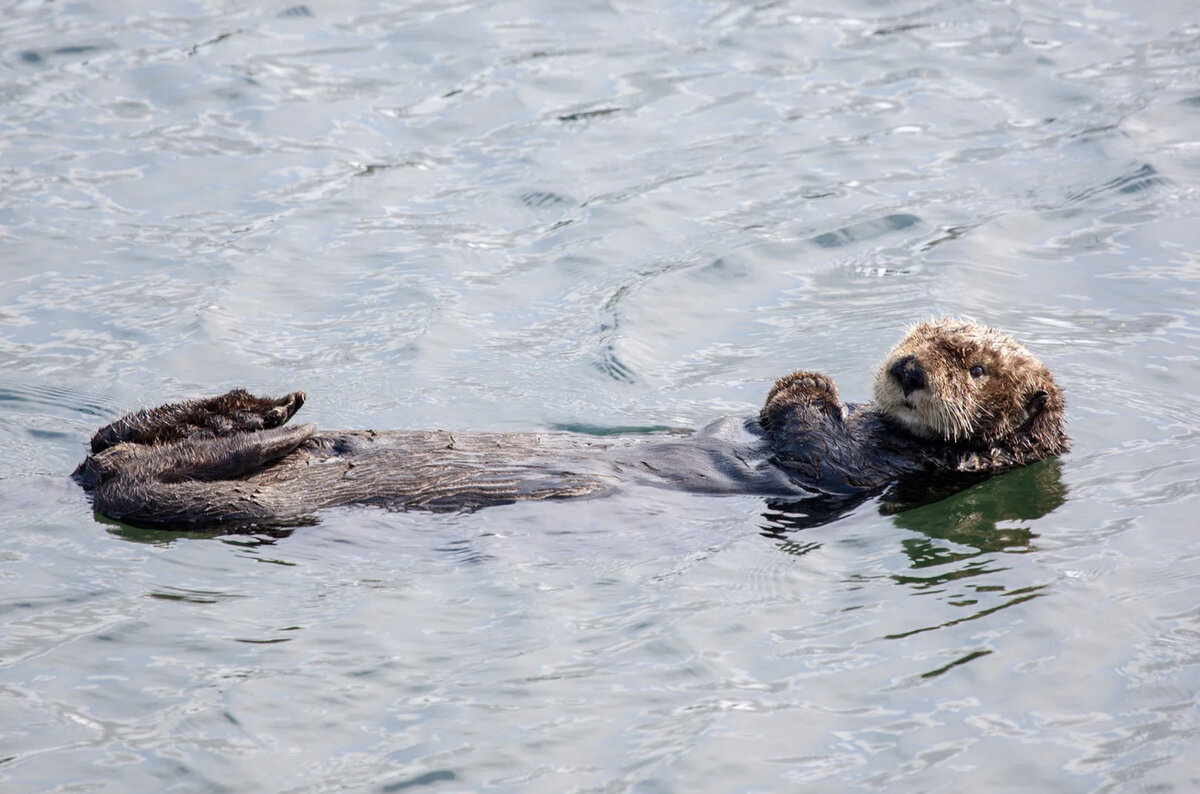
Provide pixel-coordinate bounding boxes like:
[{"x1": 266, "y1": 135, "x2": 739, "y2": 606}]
[{"x1": 610, "y1": 416, "x2": 817, "y2": 497}]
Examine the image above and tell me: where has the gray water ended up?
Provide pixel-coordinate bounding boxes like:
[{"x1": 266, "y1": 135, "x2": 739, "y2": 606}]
[{"x1": 3, "y1": 0, "x2": 1200, "y2": 791}]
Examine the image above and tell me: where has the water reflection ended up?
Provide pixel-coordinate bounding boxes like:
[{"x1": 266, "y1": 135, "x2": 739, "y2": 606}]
[
  {"x1": 101, "y1": 513, "x2": 299, "y2": 547},
  {"x1": 889, "y1": 460, "x2": 1067, "y2": 557},
  {"x1": 100, "y1": 458, "x2": 1067, "y2": 561},
  {"x1": 764, "y1": 462, "x2": 1066, "y2": 661},
  {"x1": 762, "y1": 459, "x2": 1068, "y2": 561}
]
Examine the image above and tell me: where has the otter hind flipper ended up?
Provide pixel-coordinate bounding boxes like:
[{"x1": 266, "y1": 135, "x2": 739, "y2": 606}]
[
  {"x1": 84, "y1": 423, "x2": 319, "y2": 528},
  {"x1": 160, "y1": 422, "x2": 318, "y2": 483},
  {"x1": 89, "y1": 389, "x2": 306, "y2": 453}
]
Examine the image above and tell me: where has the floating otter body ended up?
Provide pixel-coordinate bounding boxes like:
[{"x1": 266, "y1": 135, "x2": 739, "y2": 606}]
[{"x1": 73, "y1": 320, "x2": 1069, "y2": 529}]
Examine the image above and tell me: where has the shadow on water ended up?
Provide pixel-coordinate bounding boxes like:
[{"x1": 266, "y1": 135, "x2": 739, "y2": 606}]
[
  {"x1": 97, "y1": 512, "x2": 300, "y2": 547},
  {"x1": 762, "y1": 459, "x2": 1068, "y2": 559}
]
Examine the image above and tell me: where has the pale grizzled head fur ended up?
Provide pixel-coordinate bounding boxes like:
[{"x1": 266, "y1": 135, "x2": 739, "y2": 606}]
[{"x1": 872, "y1": 319, "x2": 1069, "y2": 458}]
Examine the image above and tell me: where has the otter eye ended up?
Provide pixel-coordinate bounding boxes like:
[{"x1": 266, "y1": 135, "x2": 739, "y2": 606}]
[{"x1": 969, "y1": 365, "x2": 985, "y2": 379}]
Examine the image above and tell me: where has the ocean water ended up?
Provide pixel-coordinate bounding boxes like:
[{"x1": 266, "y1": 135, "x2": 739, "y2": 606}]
[{"x1": 2, "y1": 0, "x2": 1200, "y2": 791}]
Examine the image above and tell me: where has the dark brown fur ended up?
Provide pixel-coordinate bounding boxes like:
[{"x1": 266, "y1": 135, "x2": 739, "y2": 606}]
[{"x1": 74, "y1": 320, "x2": 1069, "y2": 529}]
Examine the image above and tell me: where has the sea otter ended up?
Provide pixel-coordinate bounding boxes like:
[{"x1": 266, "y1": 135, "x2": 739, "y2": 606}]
[{"x1": 73, "y1": 319, "x2": 1069, "y2": 529}]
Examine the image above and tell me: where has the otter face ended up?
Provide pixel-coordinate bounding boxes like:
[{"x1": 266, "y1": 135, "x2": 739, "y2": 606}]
[{"x1": 872, "y1": 319, "x2": 1065, "y2": 447}]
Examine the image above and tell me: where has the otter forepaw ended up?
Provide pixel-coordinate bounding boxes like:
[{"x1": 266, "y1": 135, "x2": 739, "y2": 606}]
[
  {"x1": 760, "y1": 371, "x2": 844, "y2": 434},
  {"x1": 793, "y1": 373, "x2": 837, "y2": 397},
  {"x1": 766, "y1": 371, "x2": 840, "y2": 404}
]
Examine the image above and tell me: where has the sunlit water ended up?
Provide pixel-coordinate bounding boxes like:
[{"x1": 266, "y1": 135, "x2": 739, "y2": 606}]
[{"x1": 3, "y1": 0, "x2": 1200, "y2": 791}]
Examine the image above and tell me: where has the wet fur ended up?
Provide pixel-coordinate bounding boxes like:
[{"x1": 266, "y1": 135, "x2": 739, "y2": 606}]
[
  {"x1": 759, "y1": 320, "x2": 1068, "y2": 492},
  {"x1": 74, "y1": 320, "x2": 1069, "y2": 529}
]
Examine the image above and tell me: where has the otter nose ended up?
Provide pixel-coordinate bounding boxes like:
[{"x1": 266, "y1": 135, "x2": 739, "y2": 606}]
[{"x1": 889, "y1": 355, "x2": 927, "y2": 397}]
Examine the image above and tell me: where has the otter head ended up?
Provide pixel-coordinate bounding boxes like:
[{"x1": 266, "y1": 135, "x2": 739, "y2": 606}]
[{"x1": 872, "y1": 319, "x2": 1068, "y2": 457}]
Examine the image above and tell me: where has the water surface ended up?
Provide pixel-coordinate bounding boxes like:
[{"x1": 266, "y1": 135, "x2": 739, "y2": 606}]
[{"x1": 3, "y1": 1, "x2": 1200, "y2": 791}]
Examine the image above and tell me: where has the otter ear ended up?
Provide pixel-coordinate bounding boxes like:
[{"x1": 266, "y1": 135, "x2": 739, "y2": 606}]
[{"x1": 1026, "y1": 389, "x2": 1049, "y2": 416}]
